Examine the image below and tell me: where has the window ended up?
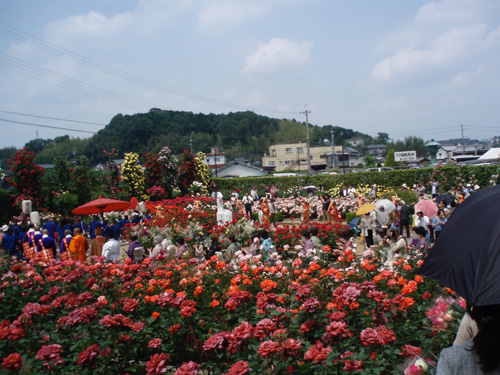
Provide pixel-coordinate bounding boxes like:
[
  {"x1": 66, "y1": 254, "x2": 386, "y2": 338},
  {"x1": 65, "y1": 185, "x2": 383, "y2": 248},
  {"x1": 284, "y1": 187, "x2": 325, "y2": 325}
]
[
  {"x1": 320, "y1": 155, "x2": 326, "y2": 159},
  {"x1": 279, "y1": 161, "x2": 285, "y2": 165},
  {"x1": 285, "y1": 160, "x2": 291, "y2": 165},
  {"x1": 268, "y1": 161, "x2": 276, "y2": 166},
  {"x1": 297, "y1": 147, "x2": 303, "y2": 153},
  {"x1": 285, "y1": 148, "x2": 292, "y2": 154}
]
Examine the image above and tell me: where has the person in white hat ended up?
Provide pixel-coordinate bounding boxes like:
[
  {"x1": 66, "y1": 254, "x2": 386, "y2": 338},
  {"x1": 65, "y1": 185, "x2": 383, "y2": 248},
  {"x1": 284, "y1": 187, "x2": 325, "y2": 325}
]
[{"x1": 1, "y1": 225, "x2": 19, "y2": 257}]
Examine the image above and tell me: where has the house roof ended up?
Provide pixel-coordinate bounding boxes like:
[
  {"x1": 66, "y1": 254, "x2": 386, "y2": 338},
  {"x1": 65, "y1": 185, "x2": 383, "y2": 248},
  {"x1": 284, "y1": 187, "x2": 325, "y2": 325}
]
[
  {"x1": 367, "y1": 144, "x2": 386, "y2": 149},
  {"x1": 478, "y1": 148, "x2": 500, "y2": 161},
  {"x1": 216, "y1": 161, "x2": 267, "y2": 177}
]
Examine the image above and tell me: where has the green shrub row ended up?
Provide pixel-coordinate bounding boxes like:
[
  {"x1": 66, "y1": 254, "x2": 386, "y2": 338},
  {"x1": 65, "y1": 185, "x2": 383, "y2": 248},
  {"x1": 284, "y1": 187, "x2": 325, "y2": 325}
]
[{"x1": 214, "y1": 165, "x2": 500, "y2": 196}]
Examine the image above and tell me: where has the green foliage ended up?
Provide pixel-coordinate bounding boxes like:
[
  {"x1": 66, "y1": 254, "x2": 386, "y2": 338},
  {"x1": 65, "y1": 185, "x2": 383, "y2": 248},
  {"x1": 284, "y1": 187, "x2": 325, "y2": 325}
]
[
  {"x1": 386, "y1": 136, "x2": 428, "y2": 157},
  {"x1": 345, "y1": 212, "x2": 358, "y2": 225},
  {"x1": 0, "y1": 190, "x2": 17, "y2": 224},
  {"x1": 213, "y1": 165, "x2": 500, "y2": 198},
  {"x1": 385, "y1": 149, "x2": 398, "y2": 167}
]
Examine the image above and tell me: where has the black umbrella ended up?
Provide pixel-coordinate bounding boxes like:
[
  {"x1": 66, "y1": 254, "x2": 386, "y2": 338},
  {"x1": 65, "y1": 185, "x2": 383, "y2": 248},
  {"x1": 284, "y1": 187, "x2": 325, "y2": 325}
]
[
  {"x1": 419, "y1": 185, "x2": 500, "y2": 307},
  {"x1": 434, "y1": 194, "x2": 456, "y2": 205}
]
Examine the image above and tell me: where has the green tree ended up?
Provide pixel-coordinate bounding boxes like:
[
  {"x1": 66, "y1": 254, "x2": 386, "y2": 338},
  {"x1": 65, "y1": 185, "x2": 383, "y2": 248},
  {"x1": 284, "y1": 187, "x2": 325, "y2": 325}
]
[
  {"x1": 385, "y1": 149, "x2": 398, "y2": 167},
  {"x1": 364, "y1": 154, "x2": 376, "y2": 167},
  {"x1": 376, "y1": 132, "x2": 390, "y2": 144}
]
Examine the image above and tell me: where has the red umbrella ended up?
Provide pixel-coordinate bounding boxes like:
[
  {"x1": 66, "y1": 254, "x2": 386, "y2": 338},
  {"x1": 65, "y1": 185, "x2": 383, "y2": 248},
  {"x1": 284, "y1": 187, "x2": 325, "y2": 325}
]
[
  {"x1": 415, "y1": 199, "x2": 438, "y2": 219},
  {"x1": 72, "y1": 196, "x2": 132, "y2": 219}
]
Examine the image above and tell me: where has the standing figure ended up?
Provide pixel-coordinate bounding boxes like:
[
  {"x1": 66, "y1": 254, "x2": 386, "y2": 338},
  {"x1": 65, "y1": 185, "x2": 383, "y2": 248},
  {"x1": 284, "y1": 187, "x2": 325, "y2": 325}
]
[
  {"x1": 301, "y1": 198, "x2": 311, "y2": 224},
  {"x1": 328, "y1": 199, "x2": 341, "y2": 226},
  {"x1": 261, "y1": 198, "x2": 271, "y2": 225}
]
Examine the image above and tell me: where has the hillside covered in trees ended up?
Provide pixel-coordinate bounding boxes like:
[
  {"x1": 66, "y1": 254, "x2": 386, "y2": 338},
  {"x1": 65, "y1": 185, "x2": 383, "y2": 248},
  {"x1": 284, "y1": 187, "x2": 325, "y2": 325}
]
[{"x1": 2, "y1": 109, "x2": 385, "y2": 166}]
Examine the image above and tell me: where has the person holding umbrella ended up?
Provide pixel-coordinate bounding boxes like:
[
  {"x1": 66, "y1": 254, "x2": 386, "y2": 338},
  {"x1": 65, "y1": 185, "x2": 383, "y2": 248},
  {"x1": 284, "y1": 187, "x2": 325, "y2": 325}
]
[
  {"x1": 437, "y1": 304, "x2": 500, "y2": 374},
  {"x1": 419, "y1": 185, "x2": 500, "y2": 374}
]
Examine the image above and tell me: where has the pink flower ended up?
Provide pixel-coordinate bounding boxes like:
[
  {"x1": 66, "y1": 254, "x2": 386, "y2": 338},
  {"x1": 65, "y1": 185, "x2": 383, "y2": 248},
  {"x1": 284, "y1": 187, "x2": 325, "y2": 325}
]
[
  {"x1": 174, "y1": 361, "x2": 200, "y2": 375},
  {"x1": 148, "y1": 338, "x2": 163, "y2": 349},
  {"x1": 36, "y1": 344, "x2": 64, "y2": 369},
  {"x1": 257, "y1": 340, "x2": 281, "y2": 358}
]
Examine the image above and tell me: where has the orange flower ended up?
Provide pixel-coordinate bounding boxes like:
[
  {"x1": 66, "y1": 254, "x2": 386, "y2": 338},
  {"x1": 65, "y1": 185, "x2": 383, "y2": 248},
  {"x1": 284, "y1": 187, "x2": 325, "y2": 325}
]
[
  {"x1": 260, "y1": 279, "x2": 278, "y2": 292},
  {"x1": 152, "y1": 312, "x2": 160, "y2": 319},
  {"x1": 210, "y1": 300, "x2": 220, "y2": 308},
  {"x1": 414, "y1": 275, "x2": 423, "y2": 283},
  {"x1": 326, "y1": 302, "x2": 335, "y2": 310},
  {"x1": 335, "y1": 272, "x2": 343, "y2": 280},
  {"x1": 403, "y1": 264, "x2": 412, "y2": 271},
  {"x1": 193, "y1": 286, "x2": 204, "y2": 297}
]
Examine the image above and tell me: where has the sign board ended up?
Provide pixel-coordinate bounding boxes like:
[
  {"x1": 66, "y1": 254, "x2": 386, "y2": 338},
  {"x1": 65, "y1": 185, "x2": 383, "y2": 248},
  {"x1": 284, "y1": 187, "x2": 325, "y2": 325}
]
[{"x1": 395, "y1": 151, "x2": 417, "y2": 162}]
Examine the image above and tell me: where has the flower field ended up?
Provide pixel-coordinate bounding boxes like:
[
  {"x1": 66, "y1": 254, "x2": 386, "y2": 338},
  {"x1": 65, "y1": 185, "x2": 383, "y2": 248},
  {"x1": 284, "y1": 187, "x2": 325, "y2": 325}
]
[{"x1": 0, "y1": 220, "x2": 462, "y2": 374}]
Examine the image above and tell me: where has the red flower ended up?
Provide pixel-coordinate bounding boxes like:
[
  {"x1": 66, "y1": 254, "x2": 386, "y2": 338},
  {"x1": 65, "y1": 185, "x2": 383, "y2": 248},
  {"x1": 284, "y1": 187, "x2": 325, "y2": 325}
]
[
  {"x1": 77, "y1": 344, "x2": 100, "y2": 367},
  {"x1": 257, "y1": 340, "x2": 280, "y2": 358},
  {"x1": 146, "y1": 353, "x2": 170, "y2": 375},
  {"x1": 2, "y1": 353, "x2": 23, "y2": 370},
  {"x1": 174, "y1": 361, "x2": 199, "y2": 375},
  {"x1": 224, "y1": 360, "x2": 251, "y2": 375},
  {"x1": 36, "y1": 344, "x2": 64, "y2": 369},
  {"x1": 148, "y1": 338, "x2": 162, "y2": 349},
  {"x1": 304, "y1": 341, "x2": 331, "y2": 364}
]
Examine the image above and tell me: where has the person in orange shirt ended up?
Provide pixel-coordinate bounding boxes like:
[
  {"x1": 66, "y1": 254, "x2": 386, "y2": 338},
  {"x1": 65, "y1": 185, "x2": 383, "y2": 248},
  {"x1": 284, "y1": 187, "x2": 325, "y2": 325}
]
[{"x1": 69, "y1": 228, "x2": 89, "y2": 262}]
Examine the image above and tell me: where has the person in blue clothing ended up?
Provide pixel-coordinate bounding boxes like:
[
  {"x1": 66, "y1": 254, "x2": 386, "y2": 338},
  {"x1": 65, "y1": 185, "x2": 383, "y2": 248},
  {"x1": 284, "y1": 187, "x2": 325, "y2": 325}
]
[
  {"x1": 111, "y1": 220, "x2": 121, "y2": 240},
  {"x1": 28, "y1": 225, "x2": 43, "y2": 249},
  {"x1": 42, "y1": 216, "x2": 62, "y2": 242},
  {"x1": 1, "y1": 225, "x2": 19, "y2": 257},
  {"x1": 37, "y1": 229, "x2": 57, "y2": 259},
  {"x1": 259, "y1": 229, "x2": 272, "y2": 262},
  {"x1": 89, "y1": 216, "x2": 102, "y2": 240},
  {"x1": 73, "y1": 218, "x2": 88, "y2": 237},
  {"x1": 131, "y1": 213, "x2": 140, "y2": 224},
  {"x1": 432, "y1": 209, "x2": 447, "y2": 240}
]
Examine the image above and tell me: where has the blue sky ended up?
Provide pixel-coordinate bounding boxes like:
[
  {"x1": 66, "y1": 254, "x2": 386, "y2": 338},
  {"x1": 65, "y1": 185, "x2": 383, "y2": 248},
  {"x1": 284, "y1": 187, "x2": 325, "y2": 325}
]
[{"x1": 0, "y1": 0, "x2": 499, "y2": 149}]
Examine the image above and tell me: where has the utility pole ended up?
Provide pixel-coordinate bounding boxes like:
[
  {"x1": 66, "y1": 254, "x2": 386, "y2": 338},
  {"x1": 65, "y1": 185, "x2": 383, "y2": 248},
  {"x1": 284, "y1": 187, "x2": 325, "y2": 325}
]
[
  {"x1": 189, "y1": 134, "x2": 193, "y2": 154},
  {"x1": 301, "y1": 107, "x2": 312, "y2": 174},
  {"x1": 460, "y1": 123, "x2": 465, "y2": 155}
]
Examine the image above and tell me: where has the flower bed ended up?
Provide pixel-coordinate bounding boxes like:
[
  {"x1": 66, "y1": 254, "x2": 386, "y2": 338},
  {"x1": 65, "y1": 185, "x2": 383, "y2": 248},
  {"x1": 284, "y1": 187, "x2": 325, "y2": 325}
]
[{"x1": 0, "y1": 244, "x2": 461, "y2": 374}]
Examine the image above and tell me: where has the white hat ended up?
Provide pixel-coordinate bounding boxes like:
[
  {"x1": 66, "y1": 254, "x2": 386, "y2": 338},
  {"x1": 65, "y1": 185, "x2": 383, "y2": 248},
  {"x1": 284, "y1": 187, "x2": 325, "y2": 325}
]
[
  {"x1": 474, "y1": 185, "x2": 480, "y2": 190},
  {"x1": 402, "y1": 183, "x2": 407, "y2": 188},
  {"x1": 467, "y1": 183, "x2": 471, "y2": 187},
  {"x1": 2, "y1": 225, "x2": 8, "y2": 232}
]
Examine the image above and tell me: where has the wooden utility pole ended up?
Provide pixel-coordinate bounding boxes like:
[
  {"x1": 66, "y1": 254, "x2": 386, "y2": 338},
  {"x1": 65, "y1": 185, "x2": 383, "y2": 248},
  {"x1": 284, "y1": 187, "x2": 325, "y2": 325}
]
[{"x1": 301, "y1": 107, "x2": 312, "y2": 174}]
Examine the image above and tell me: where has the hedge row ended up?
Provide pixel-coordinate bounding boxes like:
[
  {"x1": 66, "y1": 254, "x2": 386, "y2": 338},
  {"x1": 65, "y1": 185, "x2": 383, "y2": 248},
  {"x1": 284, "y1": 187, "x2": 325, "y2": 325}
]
[{"x1": 214, "y1": 165, "x2": 500, "y2": 196}]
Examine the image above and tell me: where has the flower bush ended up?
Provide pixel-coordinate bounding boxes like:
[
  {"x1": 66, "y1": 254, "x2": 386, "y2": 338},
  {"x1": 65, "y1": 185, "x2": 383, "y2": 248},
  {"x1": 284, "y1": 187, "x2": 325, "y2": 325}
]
[
  {"x1": 121, "y1": 152, "x2": 147, "y2": 200},
  {"x1": 0, "y1": 230, "x2": 460, "y2": 374}
]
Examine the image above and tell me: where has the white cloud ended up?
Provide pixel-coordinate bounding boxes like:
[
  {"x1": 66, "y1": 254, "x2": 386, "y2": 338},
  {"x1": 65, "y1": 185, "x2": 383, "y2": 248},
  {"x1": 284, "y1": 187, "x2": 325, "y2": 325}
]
[
  {"x1": 244, "y1": 38, "x2": 312, "y2": 74},
  {"x1": 197, "y1": 1, "x2": 269, "y2": 36},
  {"x1": 371, "y1": 25, "x2": 486, "y2": 81}
]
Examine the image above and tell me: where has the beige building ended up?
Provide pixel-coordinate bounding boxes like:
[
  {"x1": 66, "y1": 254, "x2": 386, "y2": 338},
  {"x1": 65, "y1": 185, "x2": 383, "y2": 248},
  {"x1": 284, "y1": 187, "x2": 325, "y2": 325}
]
[{"x1": 262, "y1": 142, "x2": 343, "y2": 172}]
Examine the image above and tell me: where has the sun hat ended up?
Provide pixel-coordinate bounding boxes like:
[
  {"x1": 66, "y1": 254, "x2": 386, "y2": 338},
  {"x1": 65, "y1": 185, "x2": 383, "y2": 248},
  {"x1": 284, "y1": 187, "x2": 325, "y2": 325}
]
[{"x1": 2, "y1": 225, "x2": 8, "y2": 232}]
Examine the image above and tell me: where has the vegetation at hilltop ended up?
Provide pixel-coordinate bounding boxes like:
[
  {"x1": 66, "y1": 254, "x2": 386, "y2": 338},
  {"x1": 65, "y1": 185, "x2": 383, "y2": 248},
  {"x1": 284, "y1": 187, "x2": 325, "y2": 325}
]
[{"x1": 1, "y1": 109, "x2": 382, "y2": 166}]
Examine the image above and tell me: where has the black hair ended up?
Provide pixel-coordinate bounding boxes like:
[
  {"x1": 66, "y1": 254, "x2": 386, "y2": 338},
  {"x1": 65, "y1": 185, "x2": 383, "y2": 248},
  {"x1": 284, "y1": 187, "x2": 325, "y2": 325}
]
[
  {"x1": 301, "y1": 230, "x2": 310, "y2": 239},
  {"x1": 339, "y1": 228, "x2": 354, "y2": 239},
  {"x1": 107, "y1": 228, "x2": 115, "y2": 239},
  {"x1": 176, "y1": 237, "x2": 185, "y2": 245},
  {"x1": 414, "y1": 227, "x2": 426, "y2": 236},
  {"x1": 310, "y1": 226, "x2": 319, "y2": 236},
  {"x1": 228, "y1": 235, "x2": 236, "y2": 243},
  {"x1": 469, "y1": 304, "x2": 500, "y2": 372},
  {"x1": 259, "y1": 230, "x2": 269, "y2": 240},
  {"x1": 450, "y1": 201, "x2": 456, "y2": 208},
  {"x1": 130, "y1": 234, "x2": 138, "y2": 241}
]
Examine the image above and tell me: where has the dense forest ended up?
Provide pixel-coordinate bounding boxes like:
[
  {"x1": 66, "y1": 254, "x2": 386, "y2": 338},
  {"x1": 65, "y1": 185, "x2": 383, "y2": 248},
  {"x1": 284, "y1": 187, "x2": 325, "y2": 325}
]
[{"x1": 1, "y1": 109, "x2": 385, "y2": 167}]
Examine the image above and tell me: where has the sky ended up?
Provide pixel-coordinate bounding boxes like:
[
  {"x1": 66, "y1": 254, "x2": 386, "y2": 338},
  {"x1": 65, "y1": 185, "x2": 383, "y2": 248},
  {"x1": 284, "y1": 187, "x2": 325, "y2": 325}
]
[{"x1": 0, "y1": 0, "x2": 499, "y2": 149}]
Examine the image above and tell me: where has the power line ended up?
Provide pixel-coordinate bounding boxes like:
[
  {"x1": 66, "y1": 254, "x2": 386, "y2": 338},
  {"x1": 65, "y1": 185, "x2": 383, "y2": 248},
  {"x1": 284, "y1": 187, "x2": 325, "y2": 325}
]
[
  {"x1": 0, "y1": 20, "x2": 298, "y2": 116},
  {"x1": 0, "y1": 110, "x2": 106, "y2": 126},
  {"x1": 0, "y1": 118, "x2": 96, "y2": 134}
]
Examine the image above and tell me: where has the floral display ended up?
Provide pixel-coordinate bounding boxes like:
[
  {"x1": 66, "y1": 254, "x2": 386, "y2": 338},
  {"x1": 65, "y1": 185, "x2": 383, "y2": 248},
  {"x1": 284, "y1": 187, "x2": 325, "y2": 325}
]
[
  {"x1": 121, "y1": 152, "x2": 147, "y2": 200},
  {"x1": 194, "y1": 152, "x2": 210, "y2": 196},
  {"x1": 0, "y1": 212, "x2": 461, "y2": 374},
  {"x1": 7, "y1": 148, "x2": 45, "y2": 207}
]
